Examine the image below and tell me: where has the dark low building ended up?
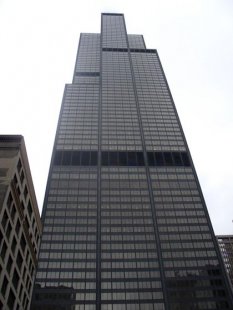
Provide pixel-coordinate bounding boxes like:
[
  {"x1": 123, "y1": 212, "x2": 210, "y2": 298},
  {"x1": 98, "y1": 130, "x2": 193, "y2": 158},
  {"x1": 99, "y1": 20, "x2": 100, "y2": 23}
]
[
  {"x1": 217, "y1": 235, "x2": 233, "y2": 289},
  {"x1": 0, "y1": 135, "x2": 42, "y2": 309}
]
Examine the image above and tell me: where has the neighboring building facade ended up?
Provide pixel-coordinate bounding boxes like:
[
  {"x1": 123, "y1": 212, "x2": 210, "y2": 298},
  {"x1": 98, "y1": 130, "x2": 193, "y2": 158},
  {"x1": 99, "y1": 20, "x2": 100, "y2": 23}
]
[
  {"x1": 0, "y1": 135, "x2": 42, "y2": 309},
  {"x1": 31, "y1": 13, "x2": 233, "y2": 310},
  {"x1": 217, "y1": 235, "x2": 233, "y2": 288}
]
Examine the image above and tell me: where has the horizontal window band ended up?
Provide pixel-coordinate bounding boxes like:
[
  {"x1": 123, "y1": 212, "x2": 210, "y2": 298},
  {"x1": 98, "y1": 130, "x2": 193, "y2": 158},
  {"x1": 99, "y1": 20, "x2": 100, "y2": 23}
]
[
  {"x1": 147, "y1": 151, "x2": 190, "y2": 167},
  {"x1": 75, "y1": 72, "x2": 100, "y2": 77},
  {"x1": 54, "y1": 151, "x2": 98, "y2": 166},
  {"x1": 103, "y1": 48, "x2": 128, "y2": 52},
  {"x1": 102, "y1": 13, "x2": 123, "y2": 16},
  {"x1": 102, "y1": 48, "x2": 156, "y2": 54},
  {"x1": 102, "y1": 151, "x2": 144, "y2": 166},
  {"x1": 54, "y1": 151, "x2": 190, "y2": 167},
  {"x1": 130, "y1": 48, "x2": 156, "y2": 54}
]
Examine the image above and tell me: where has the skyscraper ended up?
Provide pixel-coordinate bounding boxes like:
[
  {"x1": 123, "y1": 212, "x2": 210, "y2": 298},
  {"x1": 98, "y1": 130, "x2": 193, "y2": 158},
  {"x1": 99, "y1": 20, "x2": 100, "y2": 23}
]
[{"x1": 31, "y1": 13, "x2": 233, "y2": 310}]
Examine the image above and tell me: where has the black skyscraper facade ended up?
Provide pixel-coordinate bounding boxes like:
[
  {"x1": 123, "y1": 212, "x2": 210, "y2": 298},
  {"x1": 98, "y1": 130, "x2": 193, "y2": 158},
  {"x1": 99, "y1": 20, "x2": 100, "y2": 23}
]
[{"x1": 31, "y1": 13, "x2": 233, "y2": 310}]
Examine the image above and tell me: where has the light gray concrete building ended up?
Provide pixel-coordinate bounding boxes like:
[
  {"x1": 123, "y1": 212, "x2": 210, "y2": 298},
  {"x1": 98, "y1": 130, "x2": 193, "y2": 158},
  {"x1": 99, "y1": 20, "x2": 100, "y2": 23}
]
[{"x1": 0, "y1": 135, "x2": 42, "y2": 309}]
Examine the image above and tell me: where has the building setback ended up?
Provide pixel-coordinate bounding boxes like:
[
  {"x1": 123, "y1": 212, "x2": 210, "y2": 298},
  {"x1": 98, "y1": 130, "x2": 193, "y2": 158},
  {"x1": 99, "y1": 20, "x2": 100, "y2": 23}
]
[
  {"x1": 0, "y1": 135, "x2": 42, "y2": 309},
  {"x1": 31, "y1": 13, "x2": 233, "y2": 310}
]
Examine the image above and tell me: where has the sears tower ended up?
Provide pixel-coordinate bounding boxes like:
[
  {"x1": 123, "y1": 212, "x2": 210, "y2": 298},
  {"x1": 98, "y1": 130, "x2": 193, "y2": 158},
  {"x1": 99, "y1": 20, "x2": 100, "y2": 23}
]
[{"x1": 31, "y1": 14, "x2": 233, "y2": 310}]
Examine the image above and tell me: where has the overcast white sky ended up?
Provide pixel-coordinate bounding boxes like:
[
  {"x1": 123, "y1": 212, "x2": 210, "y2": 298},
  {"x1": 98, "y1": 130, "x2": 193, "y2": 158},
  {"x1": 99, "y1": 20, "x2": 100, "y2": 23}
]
[{"x1": 0, "y1": 0, "x2": 233, "y2": 235}]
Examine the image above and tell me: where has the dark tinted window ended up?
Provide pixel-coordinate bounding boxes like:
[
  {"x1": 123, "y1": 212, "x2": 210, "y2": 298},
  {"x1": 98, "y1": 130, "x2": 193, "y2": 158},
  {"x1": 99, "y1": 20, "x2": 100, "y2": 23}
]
[
  {"x1": 76, "y1": 72, "x2": 100, "y2": 76},
  {"x1": 62, "y1": 151, "x2": 72, "y2": 165},
  {"x1": 54, "y1": 151, "x2": 62, "y2": 165},
  {"x1": 102, "y1": 152, "x2": 109, "y2": 166},
  {"x1": 147, "y1": 152, "x2": 155, "y2": 166},
  {"x1": 109, "y1": 152, "x2": 118, "y2": 165},
  {"x1": 119, "y1": 152, "x2": 127, "y2": 166},
  {"x1": 172, "y1": 152, "x2": 182, "y2": 166},
  {"x1": 53, "y1": 150, "x2": 191, "y2": 167},
  {"x1": 181, "y1": 152, "x2": 190, "y2": 166},
  {"x1": 90, "y1": 151, "x2": 98, "y2": 166},
  {"x1": 81, "y1": 151, "x2": 90, "y2": 165},
  {"x1": 128, "y1": 152, "x2": 137, "y2": 166},
  {"x1": 72, "y1": 152, "x2": 80, "y2": 165},
  {"x1": 137, "y1": 152, "x2": 144, "y2": 166},
  {"x1": 155, "y1": 152, "x2": 164, "y2": 166},
  {"x1": 164, "y1": 152, "x2": 173, "y2": 165}
]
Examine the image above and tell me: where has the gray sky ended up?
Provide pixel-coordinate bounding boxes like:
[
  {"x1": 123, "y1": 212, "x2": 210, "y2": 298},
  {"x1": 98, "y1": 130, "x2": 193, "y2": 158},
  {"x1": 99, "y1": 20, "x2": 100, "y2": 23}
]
[{"x1": 0, "y1": 0, "x2": 233, "y2": 235}]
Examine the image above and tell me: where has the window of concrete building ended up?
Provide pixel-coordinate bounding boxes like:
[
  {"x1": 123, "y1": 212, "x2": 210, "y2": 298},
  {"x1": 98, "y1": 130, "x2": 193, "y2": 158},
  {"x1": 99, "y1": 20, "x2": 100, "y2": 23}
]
[
  {"x1": 24, "y1": 186, "x2": 28, "y2": 200},
  {"x1": 20, "y1": 233, "x2": 26, "y2": 253},
  {"x1": 10, "y1": 204, "x2": 16, "y2": 223},
  {"x1": 20, "y1": 170, "x2": 25, "y2": 184},
  {"x1": 12, "y1": 269, "x2": 19, "y2": 290},
  {"x1": 7, "y1": 192, "x2": 13, "y2": 208},
  {"x1": 27, "y1": 200, "x2": 33, "y2": 218},
  {"x1": 0, "y1": 230, "x2": 3, "y2": 247},
  {"x1": 20, "y1": 201, "x2": 25, "y2": 213},
  {"x1": 7, "y1": 288, "x2": 15, "y2": 309},
  {"x1": 17, "y1": 159, "x2": 22, "y2": 173},
  {"x1": 0, "y1": 240, "x2": 7, "y2": 261},
  {"x1": 16, "y1": 185, "x2": 21, "y2": 196},
  {"x1": 1, "y1": 276, "x2": 8, "y2": 296},
  {"x1": 19, "y1": 284, "x2": 23, "y2": 300},
  {"x1": 22, "y1": 266, "x2": 26, "y2": 282},
  {"x1": 25, "y1": 217, "x2": 30, "y2": 231},
  {"x1": 6, "y1": 255, "x2": 13, "y2": 274},
  {"x1": 15, "y1": 219, "x2": 21, "y2": 235},
  {"x1": 13, "y1": 174, "x2": 18, "y2": 186},
  {"x1": 16, "y1": 250, "x2": 23, "y2": 270},
  {"x1": 6, "y1": 222, "x2": 12, "y2": 240},
  {"x1": 11, "y1": 237, "x2": 17, "y2": 255},
  {"x1": 1, "y1": 210, "x2": 8, "y2": 230}
]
